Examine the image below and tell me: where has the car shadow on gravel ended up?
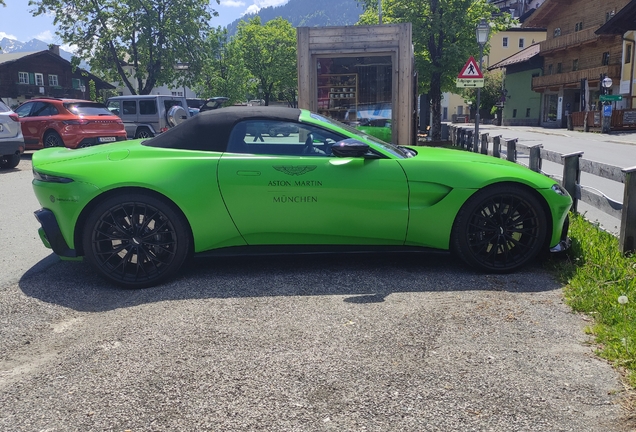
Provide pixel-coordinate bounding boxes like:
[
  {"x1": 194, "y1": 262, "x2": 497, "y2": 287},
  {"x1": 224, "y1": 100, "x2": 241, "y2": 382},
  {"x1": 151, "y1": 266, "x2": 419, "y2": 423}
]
[{"x1": 18, "y1": 251, "x2": 562, "y2": 312}]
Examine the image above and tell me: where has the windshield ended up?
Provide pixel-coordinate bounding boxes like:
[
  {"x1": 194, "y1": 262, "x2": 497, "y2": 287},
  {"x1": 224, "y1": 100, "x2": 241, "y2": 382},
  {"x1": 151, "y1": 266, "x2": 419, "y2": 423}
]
[
  {"x1": 65, "y1": 102, "x2": 113, "y2": 116},
  {"x1": 309, "y1": 113, "x2": 413, "y2": 158}
]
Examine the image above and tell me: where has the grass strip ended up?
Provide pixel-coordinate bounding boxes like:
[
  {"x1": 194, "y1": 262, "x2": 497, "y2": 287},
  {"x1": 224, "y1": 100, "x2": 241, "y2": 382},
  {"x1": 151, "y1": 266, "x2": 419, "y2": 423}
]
[{"x1": 547, "y1": 213, "x2": 636, "y2": 387}]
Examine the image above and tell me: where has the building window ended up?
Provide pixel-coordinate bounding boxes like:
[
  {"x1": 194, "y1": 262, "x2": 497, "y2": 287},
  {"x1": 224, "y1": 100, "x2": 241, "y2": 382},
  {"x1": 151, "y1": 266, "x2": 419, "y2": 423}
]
[
  {"x1": 602, "y1": 52, "x2": 610, "y2": 66},
  {"x1": 626, "y1": 45, "x2": 632, "y2": 64},
  {"x1": 556, "y1": 63, "x2": 562, "y2": 73},
  {"x1": 502, "y1": 37, "x2": 508, "y2": 47},
  {"x1": 18, "y1": 72, "x2": 29, "y2": 84},
  {"x1": 526, "y1": 108, "x2": 531, "y2": 117},
  {"x1": 572, "y1": 59, "x2": 578, "y2": 71},
  {"x1": 518, "y1": 38, "x2": 525, "y2": 48},
  {"x1": 35, "y1": 73, "x2": 44, "y2": 86},
  {"x1": 48, "y1": 74, "x2": 59, "y2": 86},
  {"x1": 513, "y1": 109, "x2": 517, "y2": 118},
  {"x1": 575, "y1": 22, "x2": 583, "y2": 31},
  {"x1": 553, "y1": 27, "x2": 561, "y2": 37},
  {"x1": 547, "y1": 64, "x2": 553, "y2": 75}
]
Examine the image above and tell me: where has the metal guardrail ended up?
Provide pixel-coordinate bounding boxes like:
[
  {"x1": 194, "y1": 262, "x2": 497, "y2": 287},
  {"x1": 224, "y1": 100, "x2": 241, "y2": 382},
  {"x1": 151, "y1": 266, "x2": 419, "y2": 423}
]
[{"x1": 449, "y1": 125, "x2": 636, "y2": 254}]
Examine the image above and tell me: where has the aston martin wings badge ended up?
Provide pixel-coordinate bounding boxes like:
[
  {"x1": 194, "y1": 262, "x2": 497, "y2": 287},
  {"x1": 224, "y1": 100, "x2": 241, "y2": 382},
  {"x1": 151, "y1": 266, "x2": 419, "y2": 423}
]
[{"x1": 273, "y1": 165, "x2": 317, "y2": 176}]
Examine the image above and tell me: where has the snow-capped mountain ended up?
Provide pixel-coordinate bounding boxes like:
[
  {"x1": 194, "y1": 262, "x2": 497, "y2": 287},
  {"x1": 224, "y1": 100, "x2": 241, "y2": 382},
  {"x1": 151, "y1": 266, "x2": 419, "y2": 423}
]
[{"x1": 0, "y1": 37, "x2": 88, "y2": 68}]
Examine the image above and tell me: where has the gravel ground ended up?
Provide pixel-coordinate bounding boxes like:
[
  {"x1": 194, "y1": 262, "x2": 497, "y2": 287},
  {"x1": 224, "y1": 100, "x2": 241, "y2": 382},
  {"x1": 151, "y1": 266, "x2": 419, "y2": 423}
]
[{"x1": 0, "y1": 252, "x2": 631, "y2": 431}]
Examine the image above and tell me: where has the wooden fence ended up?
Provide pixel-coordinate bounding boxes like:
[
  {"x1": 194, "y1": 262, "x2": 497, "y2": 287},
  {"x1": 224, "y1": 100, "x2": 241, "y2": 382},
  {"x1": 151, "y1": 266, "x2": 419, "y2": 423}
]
[
  {"x1": 449, "y1": 125, "x2": 636, "y2": 254},
  {"x1": 570, "y1": 109, "x2": 636, "y2": 131}
]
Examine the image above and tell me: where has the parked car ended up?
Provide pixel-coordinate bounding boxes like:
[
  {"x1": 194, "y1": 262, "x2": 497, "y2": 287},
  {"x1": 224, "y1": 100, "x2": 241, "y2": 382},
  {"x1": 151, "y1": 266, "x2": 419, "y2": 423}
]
[
  {"x1": 0, "y1": 100, "x2": 24, "y2": 169},
  {"x1": 14, "y1": 98, "x2": 126, "y2": 150},
  {"x1": 106, "y1": 95, "x2": 190, "y2": 139},
  {"x1": 31, "y1": 106, "x2": 572, "y2": 289},
  {"x1": 198, "y1": 97, "x2": 229, "y2": 113}
]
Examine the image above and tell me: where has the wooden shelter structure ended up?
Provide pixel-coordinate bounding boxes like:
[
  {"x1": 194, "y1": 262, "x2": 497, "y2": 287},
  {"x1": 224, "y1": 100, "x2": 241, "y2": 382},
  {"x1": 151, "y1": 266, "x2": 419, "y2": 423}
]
[{"x1": 297, "y1": 24, "x2": 415, "y2": 145}]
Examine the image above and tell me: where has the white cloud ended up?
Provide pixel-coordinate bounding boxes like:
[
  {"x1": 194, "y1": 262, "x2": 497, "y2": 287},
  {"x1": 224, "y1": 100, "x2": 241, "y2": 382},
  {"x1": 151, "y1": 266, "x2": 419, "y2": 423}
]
[
  {"x1": 35, "y1": 30, "x2": 55, "y2": 42},
  {"x1": 0, "y1": 32, "x2": 18, "y2": 40},
  {"x1": 241, "y1": 0, "x2": 288, "y2": 16},
  {"x1": 221, "y1": 0, "x2": 245, "y2": 6}
]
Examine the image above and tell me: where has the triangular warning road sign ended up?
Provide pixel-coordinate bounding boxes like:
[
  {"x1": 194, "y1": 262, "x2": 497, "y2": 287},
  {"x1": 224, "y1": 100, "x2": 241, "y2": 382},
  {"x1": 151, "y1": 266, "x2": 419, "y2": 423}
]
[{"x1": 458, "y1": 56, "x2": 483, "y2": 79}]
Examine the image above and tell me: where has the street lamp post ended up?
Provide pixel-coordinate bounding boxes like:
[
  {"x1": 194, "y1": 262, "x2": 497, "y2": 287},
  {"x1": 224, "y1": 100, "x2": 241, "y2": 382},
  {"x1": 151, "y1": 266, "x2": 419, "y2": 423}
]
[
  {"x1": 601, "y1": 75, "x2": 613, "y2": 134},
  {"x1": 474, "y1": 19, "x2": 490, "y2": 151}
]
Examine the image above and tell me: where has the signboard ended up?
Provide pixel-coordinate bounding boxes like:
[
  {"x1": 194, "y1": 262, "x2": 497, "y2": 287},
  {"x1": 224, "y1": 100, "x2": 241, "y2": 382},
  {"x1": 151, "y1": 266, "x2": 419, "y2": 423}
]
[
  {"x1": 623, "y1": 110, "x2": 636, "y2": 124},
  {"x1": 603, "y1": 104, "x2": 612, "y2": 117},
  {"x1": 456, "y1": 78, "x2": 485, "y2": 88},
  {"x1": 600, "y1": 94, "x2": 623, "y2": 102},
  {"x1": 456, "y1": 56, "x2": 485, "y2": 88}
]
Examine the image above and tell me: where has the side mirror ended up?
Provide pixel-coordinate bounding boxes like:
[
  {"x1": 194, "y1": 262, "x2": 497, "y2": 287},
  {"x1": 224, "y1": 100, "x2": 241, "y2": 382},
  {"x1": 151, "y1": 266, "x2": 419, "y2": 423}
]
[{"x1": 331, "y1": 138, "x2": 370, "y2": 158}]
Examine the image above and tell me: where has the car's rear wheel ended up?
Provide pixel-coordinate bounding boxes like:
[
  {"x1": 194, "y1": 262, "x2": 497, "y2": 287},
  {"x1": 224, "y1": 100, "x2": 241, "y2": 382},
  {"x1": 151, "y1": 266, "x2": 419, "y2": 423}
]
[
  {"x1": 451, "y1": 184, "x2": 547, "y2": 273},
  {"x1": 268, "y1": 128, "x2": 278, "y2": 137},
  {"x1": 0, "y1": 153, "x2": 20, "y2": 169},
  {"x1": 135, "y1": 127, "x2": 153, "y2": 139},
  {"x1": 44, "y1": 131, "x2": 64, "y2": 148},
  {"x1": 82, "y1": 192, "x2": 191, "y2": 288}
]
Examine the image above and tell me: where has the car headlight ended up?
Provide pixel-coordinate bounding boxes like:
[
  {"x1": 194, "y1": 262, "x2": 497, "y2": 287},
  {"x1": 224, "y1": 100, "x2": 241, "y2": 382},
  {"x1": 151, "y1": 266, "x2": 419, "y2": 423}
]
[
  {"x1": 551, "y1": 184, "x2": 569, "y2": 196},
  {"x1": 33, "y1": 169, "x2": 74, "y2": 183}
]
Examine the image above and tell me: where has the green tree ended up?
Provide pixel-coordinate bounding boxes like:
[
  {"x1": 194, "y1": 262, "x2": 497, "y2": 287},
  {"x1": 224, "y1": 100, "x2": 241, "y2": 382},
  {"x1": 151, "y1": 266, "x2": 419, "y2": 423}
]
[
  {"x1": 462, "y1": 69, "x2": 504, "y2": 119},
  {"x1": 28, "y1": 0, "x2": 218, "y2": 95},
  {"x1": 194, "y1": 27, "x2": 251, "y2": 104},
  {"x1": 234, "y1": 17, "x2": 297, "y2": 106},
  {"x1": 358, "y1": 0, "x2": 512, "y2": 140}
]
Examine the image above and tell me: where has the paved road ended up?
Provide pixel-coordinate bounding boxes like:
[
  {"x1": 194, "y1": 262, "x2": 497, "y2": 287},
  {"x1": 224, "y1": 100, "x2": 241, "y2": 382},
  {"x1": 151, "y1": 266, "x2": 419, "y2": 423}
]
[
  {"x1": 470, "y1": 125, "x2": 636, "y2": 235},
  {"x1": 0, "y1": 152, "x2": 631, "y2": 431}
]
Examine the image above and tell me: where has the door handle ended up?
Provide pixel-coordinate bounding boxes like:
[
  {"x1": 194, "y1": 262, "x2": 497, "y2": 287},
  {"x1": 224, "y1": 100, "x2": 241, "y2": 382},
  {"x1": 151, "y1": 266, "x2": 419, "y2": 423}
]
[{"x1": 236, "y1": 170, "x2": 261, "y2": 176}]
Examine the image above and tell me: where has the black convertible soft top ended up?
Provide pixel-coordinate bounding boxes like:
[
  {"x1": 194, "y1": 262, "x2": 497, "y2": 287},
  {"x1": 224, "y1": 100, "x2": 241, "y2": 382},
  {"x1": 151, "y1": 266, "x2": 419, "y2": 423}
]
[{"x1": 144, "y1": 106, "x2": 302, "y2": 152}]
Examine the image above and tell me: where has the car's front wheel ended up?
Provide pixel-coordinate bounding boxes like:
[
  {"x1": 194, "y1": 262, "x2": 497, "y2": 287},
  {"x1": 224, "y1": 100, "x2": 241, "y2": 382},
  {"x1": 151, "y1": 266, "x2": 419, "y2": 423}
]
[
  {"x1": 43, "y1": 131, "x2": 64, "y2": 148},
  {"x1": 82, "y1": 192, "x2": 191, "y2": 288},
  {"x1": 451, "y1": 184, "x2": 547, "y2": 273}
]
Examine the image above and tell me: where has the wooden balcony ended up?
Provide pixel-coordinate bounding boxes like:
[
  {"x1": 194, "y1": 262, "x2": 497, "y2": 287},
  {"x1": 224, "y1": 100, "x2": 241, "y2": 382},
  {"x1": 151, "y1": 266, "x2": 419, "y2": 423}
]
[
  {"x1": 532, "y1": 65, "x2": 621, "y2": 89},
  {"x1": 539, "y1": 27, "x2": 600, "y2": 53}
]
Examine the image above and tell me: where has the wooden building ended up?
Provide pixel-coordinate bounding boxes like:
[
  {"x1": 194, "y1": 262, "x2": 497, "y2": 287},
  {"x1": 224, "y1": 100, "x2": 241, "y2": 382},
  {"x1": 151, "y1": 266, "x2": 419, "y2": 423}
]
[
  {"x1": 0, "y1": 46, "x2": 114, "y2": 108},
  {"x1": 297, "y1": 24, "x2": 415, "y2": 145}
]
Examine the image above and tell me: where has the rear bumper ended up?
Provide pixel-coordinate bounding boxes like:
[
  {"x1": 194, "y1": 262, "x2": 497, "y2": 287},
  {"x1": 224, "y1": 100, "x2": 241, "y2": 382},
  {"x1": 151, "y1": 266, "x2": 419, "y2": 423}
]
[
  {"x1": 73, "y1": 135, "x2": 127, "y2": 148},
  {"x1": 34, "y1": 209, "x2": 77, "y2": 257},
  {"x1": 0, "y1": 139, "x2": 25, "y2": 156}
]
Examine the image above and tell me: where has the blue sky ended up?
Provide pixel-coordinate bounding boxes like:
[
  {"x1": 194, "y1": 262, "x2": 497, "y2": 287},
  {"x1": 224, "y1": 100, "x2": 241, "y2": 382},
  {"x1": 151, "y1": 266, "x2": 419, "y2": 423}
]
[{"x1": 0, "y1": 0, "x2": 288, "y2": 48}]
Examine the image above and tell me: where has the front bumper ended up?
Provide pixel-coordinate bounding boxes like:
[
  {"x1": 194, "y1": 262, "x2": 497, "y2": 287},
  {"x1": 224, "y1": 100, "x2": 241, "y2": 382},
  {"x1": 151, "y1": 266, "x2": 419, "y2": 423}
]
[
  {"x1": 550, "y1": 213, "x2": 571, "y2": 253},
  {"x1": 34, "y1": 209, "x2": 78, "y2": 257}
]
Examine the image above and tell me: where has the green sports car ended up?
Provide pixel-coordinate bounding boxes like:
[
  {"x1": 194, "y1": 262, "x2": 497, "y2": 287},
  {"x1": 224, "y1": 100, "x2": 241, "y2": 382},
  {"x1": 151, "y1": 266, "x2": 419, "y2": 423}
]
[{"x1": 32, "y1": 106, "x2": 572, "y2": 288}]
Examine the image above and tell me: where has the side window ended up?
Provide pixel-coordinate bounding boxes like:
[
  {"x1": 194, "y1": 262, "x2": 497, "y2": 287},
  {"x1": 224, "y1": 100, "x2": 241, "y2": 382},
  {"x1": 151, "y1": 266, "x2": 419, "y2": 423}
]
[
  {"x1": 139, "y1": 100, "x2": 157, "y2": 115},
  {"x1": 106, "y1": 100, "x2": 121, "y2": 116},
  {"x1": 15, "y1": 102, "x2": 33, "y2": 117},
  {"x1": 164, "y1": 100, "x2": 183, "y2": 110},
  {"x1": 122, "y1": 101, "x2": 137, "y2": 115},
  {"x1": 37, "y1": 103, "x2": 58, "y2": 116},
  {"x1": 227, "y1": 120, "x2": 344, "y2": 157}
]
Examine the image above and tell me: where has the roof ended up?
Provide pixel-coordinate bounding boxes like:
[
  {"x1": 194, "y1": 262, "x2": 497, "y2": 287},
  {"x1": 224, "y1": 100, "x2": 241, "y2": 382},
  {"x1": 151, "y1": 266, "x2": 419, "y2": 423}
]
[
  {"x1": 521, "y1": 0, "x2": 570, "y2": 28},
  {"x1": 0, "y1": 50, "x2": 115, "y2": 90},
  {"x1": 596, "y1": 0, "x2": 636, "y2": 34},
  {"x1": 0, "y1": 51, "x2": 47, "y2": 65},
  {"x1": 488, "y1": 43, "x2": 541, "y2": 70}
]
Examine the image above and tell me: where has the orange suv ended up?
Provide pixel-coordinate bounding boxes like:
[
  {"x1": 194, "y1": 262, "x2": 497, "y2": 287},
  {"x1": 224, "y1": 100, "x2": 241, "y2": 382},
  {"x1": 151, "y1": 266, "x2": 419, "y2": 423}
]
[{"x1": 14, "y1": 98, "x2": 127, "y2": 149}]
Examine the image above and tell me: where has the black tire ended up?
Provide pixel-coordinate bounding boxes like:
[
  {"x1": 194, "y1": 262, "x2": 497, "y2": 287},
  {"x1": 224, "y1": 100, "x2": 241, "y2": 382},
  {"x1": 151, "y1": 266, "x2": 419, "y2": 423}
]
[
  {"x1": 82, "y1": 192, "x2": 191, "y2": 288},
  {"x1": 135, "y1": 127, "x2": 153, "y2": 139},
  {"x1": 43, "y1": 131, "x2": 64, "y2": 148},
  {"x1": 451, "y1": 184, "x2": 547, "y2": 273},
  {"x1": 268, "y1": 128, "x2": 278, "y2": 137},
  {"x1": 0, "y1": 153, "x2": 20, "y2": 169},
  {"x1": 282, "y1": 132, "x2": 290, "y2": 137}
]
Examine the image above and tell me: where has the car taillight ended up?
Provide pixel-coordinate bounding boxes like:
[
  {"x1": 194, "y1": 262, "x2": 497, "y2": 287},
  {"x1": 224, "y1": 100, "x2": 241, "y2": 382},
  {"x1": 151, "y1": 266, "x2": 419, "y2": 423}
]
[
  {"x1": 63, "y1": 119, "x2": 90, "y2": 125},
  {"x1": 160, "y1": 127, "x2": 169, "y2": 133},
  {"x1": 9, "y1": 113, "x2": 19, "y2": 122}
]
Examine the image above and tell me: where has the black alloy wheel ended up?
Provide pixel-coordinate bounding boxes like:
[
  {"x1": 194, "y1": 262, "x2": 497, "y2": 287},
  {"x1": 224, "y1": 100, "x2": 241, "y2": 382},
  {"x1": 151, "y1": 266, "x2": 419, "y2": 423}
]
[
  {"x1": 82, "y1": 192, "x2": 191, "y2": 288},
  {"x1": 135, "y1": 128, "x2": 153, "y2": 139},
  {"x1": 43, "y1": 131, "x2": 64, "y2": 148},
  {"x1": 451, "y1": 184, "x2": 547, "y2": 272}
]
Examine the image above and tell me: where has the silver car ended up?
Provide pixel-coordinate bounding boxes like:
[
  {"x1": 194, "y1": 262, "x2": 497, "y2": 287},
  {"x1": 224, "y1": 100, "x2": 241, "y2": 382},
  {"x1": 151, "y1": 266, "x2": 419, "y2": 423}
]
[
  {"x1": 105, "y1": 95, "x2": 190, "y2": 139},
  {"x1": 0, "y1": 100, "x2": 25, "y2": 169}
]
